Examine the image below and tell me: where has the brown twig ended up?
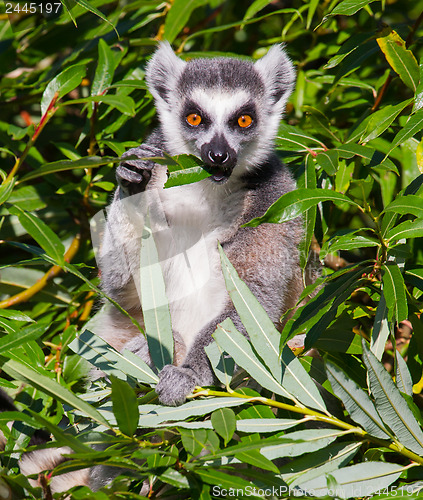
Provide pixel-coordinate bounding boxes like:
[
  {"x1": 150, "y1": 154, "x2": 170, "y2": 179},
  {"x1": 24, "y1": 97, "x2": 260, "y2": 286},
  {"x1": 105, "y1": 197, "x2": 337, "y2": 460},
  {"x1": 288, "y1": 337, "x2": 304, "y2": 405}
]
[{"x1": 0, "y1": 234, "x2": 80, "y2": 309}]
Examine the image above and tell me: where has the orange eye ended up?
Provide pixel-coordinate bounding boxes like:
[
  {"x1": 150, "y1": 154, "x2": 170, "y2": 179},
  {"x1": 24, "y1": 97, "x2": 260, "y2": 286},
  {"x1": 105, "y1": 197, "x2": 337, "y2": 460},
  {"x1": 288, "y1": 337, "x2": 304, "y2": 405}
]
[
  {"x1": 186, "y1": 113, "x2": 202, "y2": 126},
  {"x1": 238, "y1": 114, "x2": 252, "y2": 128}
]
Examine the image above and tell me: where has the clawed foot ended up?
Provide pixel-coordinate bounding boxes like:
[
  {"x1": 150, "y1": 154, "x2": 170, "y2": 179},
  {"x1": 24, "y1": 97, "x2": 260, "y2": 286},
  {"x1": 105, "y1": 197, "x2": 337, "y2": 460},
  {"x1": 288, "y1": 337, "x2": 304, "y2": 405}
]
[{"x1": 155, "y1": 365, "x2": 198, "y2": 406}]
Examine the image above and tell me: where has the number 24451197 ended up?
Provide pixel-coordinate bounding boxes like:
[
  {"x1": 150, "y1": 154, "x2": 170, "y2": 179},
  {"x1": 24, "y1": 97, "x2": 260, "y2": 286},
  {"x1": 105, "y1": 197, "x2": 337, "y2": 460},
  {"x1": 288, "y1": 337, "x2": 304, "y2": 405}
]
[{"x1": 5, "y1": 3, "x2": 61, "y2": 14}]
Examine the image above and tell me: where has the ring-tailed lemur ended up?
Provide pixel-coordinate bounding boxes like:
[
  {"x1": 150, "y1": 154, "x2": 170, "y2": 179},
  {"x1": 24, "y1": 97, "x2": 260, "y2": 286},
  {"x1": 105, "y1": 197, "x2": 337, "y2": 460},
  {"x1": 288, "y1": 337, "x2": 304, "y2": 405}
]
[
  {"x1": 95, "y1": 42, "x2": 302, "y2": 408},
  {"x1": 3, "y1": 43, "x2": 303, "y2": 493}
]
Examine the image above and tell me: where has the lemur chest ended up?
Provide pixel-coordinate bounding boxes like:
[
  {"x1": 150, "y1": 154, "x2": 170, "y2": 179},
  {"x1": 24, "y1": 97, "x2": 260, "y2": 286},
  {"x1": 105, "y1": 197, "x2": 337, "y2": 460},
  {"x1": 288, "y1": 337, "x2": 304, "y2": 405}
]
[{"x1": 146, "y1": 182, "x2": 245, "y2": 350}]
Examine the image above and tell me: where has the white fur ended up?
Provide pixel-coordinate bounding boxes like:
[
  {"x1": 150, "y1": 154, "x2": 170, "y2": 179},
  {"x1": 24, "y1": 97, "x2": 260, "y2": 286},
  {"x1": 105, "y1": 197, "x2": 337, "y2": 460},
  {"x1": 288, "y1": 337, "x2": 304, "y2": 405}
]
[
  {"x1": 19, "y1": 447, "x2": 89, "y2": 493},
  {"x1": 101, "y1": 178, "x2": 245, "y2": 354}
]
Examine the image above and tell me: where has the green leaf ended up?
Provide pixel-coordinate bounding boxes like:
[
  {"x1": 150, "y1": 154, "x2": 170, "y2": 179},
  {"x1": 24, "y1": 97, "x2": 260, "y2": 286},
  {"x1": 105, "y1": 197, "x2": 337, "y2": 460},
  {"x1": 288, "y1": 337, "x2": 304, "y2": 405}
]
[
  {"x1": 315, "y1": 150, "x2": 338, "y2": 176},
  {"x1": 0, "y1": 179, "x2": 15, "y2": 206},
  {"x1": 164, "y1": 0, "x2": 208, "y2": 43},
  {"x1": 205, "y1": 341, "x2": 234, "y2": 386},
  {"x1": 243, "y1": 189, "x2": 360, "y2": 227},
  {"x1": 140, "y1": 218, "x2": 173, "y2": 370},
  {"x1": 362, "y1": 341, "x2": 423, "y2": 455},
  {"x1": 371, "y1": 295, "x2": 391, "y2": 360},
  {"x1": 260, "y1": 429, "x2": 342, "y2": 461},
  {"x1": 236, "y1": 445, "x2": 279, "y2": 473},
  {"x1": 360, "y1": 100, "x2": 411, "y2": 144},
  {"x1": 211, "y1": 408, "x2": 236, "y2": 445},
  {"x1": 386, "y1": 218, "x2": 423, "y2": 241},
  {"x1": 384, "y1": 194, "x2": 423, "y2": 219},
  {"x1": 328, "y1": 0, "x2": 378, "y2": 17},
  {"x1": 111, "y1": 377, "x2": 139, "y2": 437},
  {"x1": 382, "y1": 263, "x2": 408, "y2": 323},
  {"x1": 389, "y1": 108, "x2": 423, "y2": 153},
  {"x1": 0, "y1": 309, "x2": 34, "y2": 323},
  {"x1": 377, "y1": 30, "x2": 420, "y2": 92},
  {"x1": 8, "y1": 205, "x2": 65, "y2": 266},
  {"x1": 164, "y1": 154, "x2": 210, "y2": 188},
  {"x1": 243, "y1": 0, "x2": 272, "y2": 21},
  {"x1": 213, "y1": 319, "x2": 294, "y2": 402},
  {"x1": 320, "y1": 234, "x2": 379, "y2": 259},
  {"x1": 326, "y1": 361, "x2": 391, "y2": 439},
  {"x1": 138, "y1": 397, "x2": 252, "y2": 428},
  {"x1": 28, "y1": 410, "x2": 92, "y2": 454},
  {"x1": 91, "y1": 39, "x2": 116, "y2": 96},
  {"x1": 276, "y1": 123, "x2": 326, "y2": 153},
  {"x1": 63, "y1": 95, "x2": 136, "y2": 115},
  {"x1": 1, "y1": 358, "x2": 109, "y2": 427},
  {"x1": 69, "y1": 328, "x2": 158, "y2": 385},
  {"x1": 336, "y1": 143, "x2": 398, "y2": 173},
  {"x1": 395, "y1": 350, "x2": 413, "y2": 397},
  {"x1": 73, "y1": 0, "x2": 117, "y2": 34},
  {"x1": 41, "y1": 64, "x2": 86, "y2": 116},
  {"x1": 19, "y1": 156, "x2": 122, "y2": 182},
  {"x1": 299, "y1": 462, "x2": 406, "y2": 498},
  {"x1": 0, "y1": 322, "x2": 48, "y2": 354},
  {"x1": 218, "y1": 245, "x2": 283, "y2": 379},
  {"x1": 236, "y1": 418, "x2": 301, "y2": 433},
  {"x1": 280, "y1": 441, "x2": 361, "y2": 487}
]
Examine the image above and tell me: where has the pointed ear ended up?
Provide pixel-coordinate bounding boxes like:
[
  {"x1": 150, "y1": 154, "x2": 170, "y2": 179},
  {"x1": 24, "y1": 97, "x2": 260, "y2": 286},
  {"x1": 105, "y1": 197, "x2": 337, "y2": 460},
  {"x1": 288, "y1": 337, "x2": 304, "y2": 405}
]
[
  {"x1": 145, "y1": 42, "x2": 186, "y2": 104},
  {"x1": 254, "y1": 44, "x2": 296, "y2": 106}
]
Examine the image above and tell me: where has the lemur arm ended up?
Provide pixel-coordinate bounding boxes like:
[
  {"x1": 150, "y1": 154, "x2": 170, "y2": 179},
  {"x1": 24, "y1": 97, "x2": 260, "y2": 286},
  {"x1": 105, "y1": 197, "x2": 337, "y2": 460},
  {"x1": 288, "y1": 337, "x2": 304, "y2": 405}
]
[{"x1": 115, "y1": 129, "x2": 165, "y2": 196}]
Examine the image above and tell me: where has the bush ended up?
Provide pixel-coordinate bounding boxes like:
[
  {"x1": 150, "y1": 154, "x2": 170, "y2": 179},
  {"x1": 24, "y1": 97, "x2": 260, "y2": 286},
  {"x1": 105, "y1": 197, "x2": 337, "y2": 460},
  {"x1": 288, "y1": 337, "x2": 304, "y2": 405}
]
[{"x1": 0, "y1": 0, "x2": 422, "y2": 498}]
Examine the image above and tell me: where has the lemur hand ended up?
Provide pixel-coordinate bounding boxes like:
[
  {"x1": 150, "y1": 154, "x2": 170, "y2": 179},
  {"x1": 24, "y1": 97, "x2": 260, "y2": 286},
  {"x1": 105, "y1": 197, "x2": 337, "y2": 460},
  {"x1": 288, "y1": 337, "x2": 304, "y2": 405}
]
[{"x1": 116, "y1": 145, "x2": 162, "y2": 195}]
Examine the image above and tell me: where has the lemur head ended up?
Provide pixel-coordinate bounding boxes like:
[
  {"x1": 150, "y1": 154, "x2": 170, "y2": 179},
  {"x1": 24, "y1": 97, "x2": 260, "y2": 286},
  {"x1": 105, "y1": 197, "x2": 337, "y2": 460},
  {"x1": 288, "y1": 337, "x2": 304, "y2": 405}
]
[{"x1": 146, "y1": 43, "x2": 295, "y2": 183}]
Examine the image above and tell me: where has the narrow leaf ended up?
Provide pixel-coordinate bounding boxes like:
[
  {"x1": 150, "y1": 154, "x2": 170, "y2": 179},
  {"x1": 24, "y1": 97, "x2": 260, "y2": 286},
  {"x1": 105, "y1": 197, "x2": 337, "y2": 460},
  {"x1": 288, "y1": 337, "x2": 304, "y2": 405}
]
[
  {"x1": 384, "y1": 194, "x2": 423, "y2": 219},
  {"x1": 41, "y1": 64, "x2": 86, "y2": 115},
  {"x1": 395, "y1": 350, "x2": 413, "y2": 397},
  {"x1": 1, "y1": 358, "x2": 109, "y2": 427},
  {"x1": 243, "y1": 189, "x2": 360, "y2": 227},
  {"x1": 377, "y1": 30, "x2": 420, "y2": 92},
  {"x1": 69, "y1": 329, "x2": 158, "y2": 385},
  {"x1": 19, "y1": 156, "x2": 122, "y2": 182},
  {"x1": 164, "y1": 0, "x2": 208, "y2": 43},
  {"x1": 0, "y1": 323, "x2": 49, "y2": 354},
  {"x1": 299, "y1": 462, "x2": 406, "y2": 499},
  {"x1": 280, "y1": 441, "x2": 361, "y2": 487},
  {"x1": 111, "y1": 377, "x2": 139, "y2": 436},
  {"x1": 362, "y1": 341, "x2": 423, "y2": 455},
  {"x1": 8, "y1": 205, "x2": 65, "y2": 266},
  {"x1": 382, "y1": 263, "x2": 408, "y2": 323},
  {"x1": 140, "y1": 219, "x2": 173, "y2": 370},
  {"x1": 389, "y1": 108, "x2": 423, "y2": 153},
  {"x1": 386, "y1": 218, "x2": 423, "y2": 241},
  {"x1": 138, "y1": 397, "x2": 253, "y2": 427},
  {"x1": 91, "y1": 39, "x2": 116, "y2": 97},
  {"x1": 326, "y1": 361, "x2": 391, "y2": 439}
]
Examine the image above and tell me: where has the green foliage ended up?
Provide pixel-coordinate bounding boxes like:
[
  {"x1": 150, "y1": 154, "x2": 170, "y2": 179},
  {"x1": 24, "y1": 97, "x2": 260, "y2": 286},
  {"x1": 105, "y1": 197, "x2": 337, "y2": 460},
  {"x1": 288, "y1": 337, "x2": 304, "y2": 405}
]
[{"x1": 1, "y1": 0, "x2": 423, "y2": 498}]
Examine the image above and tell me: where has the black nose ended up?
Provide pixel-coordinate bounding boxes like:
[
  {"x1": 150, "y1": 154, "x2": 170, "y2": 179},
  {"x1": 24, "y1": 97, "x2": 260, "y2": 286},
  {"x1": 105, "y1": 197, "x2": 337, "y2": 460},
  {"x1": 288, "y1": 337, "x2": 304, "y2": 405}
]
[
  {"x1": 208, "y1": 150, "x2": 229, "y2": 165},
  {"x1": 201, "y1": 134, "x2": 237, "y2": 170}
]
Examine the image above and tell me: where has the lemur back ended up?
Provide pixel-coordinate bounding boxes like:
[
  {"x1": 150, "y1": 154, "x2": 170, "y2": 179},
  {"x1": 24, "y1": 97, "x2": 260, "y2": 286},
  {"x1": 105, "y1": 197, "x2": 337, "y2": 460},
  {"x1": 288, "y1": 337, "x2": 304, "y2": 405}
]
[{"x1": 6, "y1": 43, "x2": 303, "y2": 494}]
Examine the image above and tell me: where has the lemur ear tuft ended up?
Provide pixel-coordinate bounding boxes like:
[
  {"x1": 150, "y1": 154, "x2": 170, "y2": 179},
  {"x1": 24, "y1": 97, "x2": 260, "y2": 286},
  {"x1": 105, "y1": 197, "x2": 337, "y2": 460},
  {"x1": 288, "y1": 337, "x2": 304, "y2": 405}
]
[
  {"x1": 146, "y1": 42, "x2": 186, "y2": 104},
  {"x1": 255, "y1": 44, "x2": 296, "y2": 106}
]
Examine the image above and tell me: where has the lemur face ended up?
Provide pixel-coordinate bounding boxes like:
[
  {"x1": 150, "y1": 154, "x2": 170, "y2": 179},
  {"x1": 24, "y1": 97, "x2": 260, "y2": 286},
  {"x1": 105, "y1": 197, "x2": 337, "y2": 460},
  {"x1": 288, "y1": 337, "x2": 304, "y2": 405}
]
[{"x1": 146, "y1": 43, "x2": 295, "y2": 183}]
